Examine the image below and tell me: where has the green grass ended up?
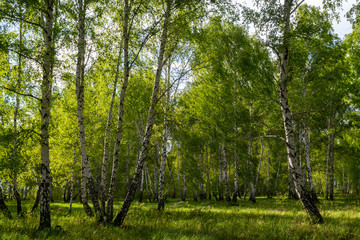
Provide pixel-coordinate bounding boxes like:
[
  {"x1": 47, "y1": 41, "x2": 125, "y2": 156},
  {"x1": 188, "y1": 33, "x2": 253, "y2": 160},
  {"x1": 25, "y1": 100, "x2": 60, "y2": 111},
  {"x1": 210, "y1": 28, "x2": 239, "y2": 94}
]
[{"x1": 1, "y1": 195, "x2": 360, "y2": 239}]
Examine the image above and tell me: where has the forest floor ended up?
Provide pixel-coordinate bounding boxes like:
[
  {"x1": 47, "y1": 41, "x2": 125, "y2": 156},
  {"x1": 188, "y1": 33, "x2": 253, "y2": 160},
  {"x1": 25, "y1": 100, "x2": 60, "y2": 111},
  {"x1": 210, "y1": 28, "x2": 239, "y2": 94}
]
[{"x1": 1, "y1": 194, "x2": 360, "y2": 239}]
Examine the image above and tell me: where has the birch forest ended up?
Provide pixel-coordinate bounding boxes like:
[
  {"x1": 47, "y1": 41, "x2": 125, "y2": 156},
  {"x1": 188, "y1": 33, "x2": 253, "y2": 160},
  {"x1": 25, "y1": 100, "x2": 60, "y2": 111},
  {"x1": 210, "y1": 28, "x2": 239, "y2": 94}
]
[{"x1": 1, "y1": 0, "x2": 360, "y2": 239}]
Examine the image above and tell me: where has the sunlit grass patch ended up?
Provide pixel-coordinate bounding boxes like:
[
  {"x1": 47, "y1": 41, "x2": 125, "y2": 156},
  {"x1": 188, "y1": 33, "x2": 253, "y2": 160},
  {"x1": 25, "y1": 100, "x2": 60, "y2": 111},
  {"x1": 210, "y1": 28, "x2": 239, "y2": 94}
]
[{"x1": 1, "y1": 195, "x2": 360, "y2": 239}]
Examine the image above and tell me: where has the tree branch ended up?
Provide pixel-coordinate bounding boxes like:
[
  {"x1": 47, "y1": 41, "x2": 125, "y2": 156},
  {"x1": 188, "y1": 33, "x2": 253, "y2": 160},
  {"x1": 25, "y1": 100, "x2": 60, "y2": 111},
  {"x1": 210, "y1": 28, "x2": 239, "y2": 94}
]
[
  {"x1": 2, "y1": 87, "x2": 41, "y2": 101},
  {"x1": 0, "y1": 11, "x2": 45, "y2": 30},
  {"x1": 290, "y1": 0, "x2": 306, "y2": 16}
]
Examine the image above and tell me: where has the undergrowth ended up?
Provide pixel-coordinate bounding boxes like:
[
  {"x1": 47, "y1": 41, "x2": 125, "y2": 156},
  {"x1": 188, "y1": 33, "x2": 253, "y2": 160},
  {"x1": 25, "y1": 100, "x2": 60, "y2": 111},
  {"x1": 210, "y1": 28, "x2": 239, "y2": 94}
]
[{"x1": 1, "y1": 195, "x2": 359, "y2": 239}]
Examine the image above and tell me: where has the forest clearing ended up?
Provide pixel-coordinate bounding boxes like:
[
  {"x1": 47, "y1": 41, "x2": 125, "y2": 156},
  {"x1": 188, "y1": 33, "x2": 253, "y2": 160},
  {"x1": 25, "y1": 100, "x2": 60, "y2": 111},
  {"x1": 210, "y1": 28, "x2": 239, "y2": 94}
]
[
  {"x1": 1, "y1": 0, "x2": 360, "y2": 238},
  {"x1": 1, "y1": 196, "x2": 360, "y2": 240}
]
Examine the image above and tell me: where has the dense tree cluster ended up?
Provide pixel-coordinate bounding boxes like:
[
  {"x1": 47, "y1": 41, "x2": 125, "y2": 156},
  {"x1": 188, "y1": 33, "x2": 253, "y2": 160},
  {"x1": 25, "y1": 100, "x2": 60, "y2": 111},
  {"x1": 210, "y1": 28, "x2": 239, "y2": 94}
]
[{"x1": 0, "y1": 0, "x2": 359, "y2": 229}]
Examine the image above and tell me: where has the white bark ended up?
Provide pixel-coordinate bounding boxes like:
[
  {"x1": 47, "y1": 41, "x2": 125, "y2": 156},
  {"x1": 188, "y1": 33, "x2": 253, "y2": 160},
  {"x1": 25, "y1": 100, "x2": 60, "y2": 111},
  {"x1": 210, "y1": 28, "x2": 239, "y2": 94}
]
[
  {"x1": 75, "y1": 0, "x2": 101, "y2": 219},
  {"x1": 39, "y1": 0, "x2": 54, "y2": 230},
  {"x1": 100, "y1": 43, "x2": 122, "y2": 216},
  {"x1": 158, "y1": 64, "x2": 170, "y2": 210},
  {"x1": 278, "y1": 0, "x2": 323, "y2": 224},
  {"x1": 113, "y1": 1, "x2": 172, "y2": 225},
  {"x1": 106, "y1": 0, "x2": 131, "y2": 221}
]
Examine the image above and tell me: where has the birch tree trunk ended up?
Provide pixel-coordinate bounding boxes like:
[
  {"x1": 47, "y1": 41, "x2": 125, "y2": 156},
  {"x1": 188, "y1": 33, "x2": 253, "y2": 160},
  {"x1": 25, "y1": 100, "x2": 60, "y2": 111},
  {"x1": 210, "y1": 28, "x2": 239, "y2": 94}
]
[
  {"x1": 39, "y1": 0, "x2": 54, "y2": 229},
  {"x1": 304, "y1": 125, "x2": 319, "y2": 203},
  {"x1": 219, "y1": 144, "x2": 230, "y2": 201},
  {"x1": 100, "y1": 43, "x2": 122, "y2": 217},
  {"x1": 106, "y1": 0, "x2": 131, "y2": 222},
  {"x1": 278, "y1": 0, "x2": 323, "y2": 224},
  {"x1": 76, "y1": 0, "x2": 102, "y2": 220},
  {"x1": 158, "y1": 63, "x2": 170, "y2": 210},
  {"x1": 112, "y1": 1, "x2": 171, "y2": 225},
  {"x1": 139, "y1": 168, "x2": 144, "y2": 202}
]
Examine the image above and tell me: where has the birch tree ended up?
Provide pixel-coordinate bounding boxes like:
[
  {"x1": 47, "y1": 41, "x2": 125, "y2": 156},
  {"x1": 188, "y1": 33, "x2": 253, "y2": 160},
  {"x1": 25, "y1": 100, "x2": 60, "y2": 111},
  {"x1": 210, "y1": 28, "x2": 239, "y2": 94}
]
[
  {"x1": 39, "y1": 0, "x2": 55, "y2": 229},
  {"x1": 112, "y1": 0, "x2": 172, "y2": 225},
  {"x1": 75, "y1": 0, "x2": 102, "y2": 219},
  {"x1": 243, "y1": 0, "x2": 324, "y2": 223}
]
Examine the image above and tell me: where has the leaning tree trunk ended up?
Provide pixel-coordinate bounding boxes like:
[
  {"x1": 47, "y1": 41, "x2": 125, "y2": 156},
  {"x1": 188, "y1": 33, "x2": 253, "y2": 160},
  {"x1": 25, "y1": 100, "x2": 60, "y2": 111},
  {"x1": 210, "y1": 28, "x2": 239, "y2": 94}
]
[
  {"x1": 100, "y1": 43, "x2": 122, "y2": 217},
  {"x1": 0, "y1": 186, "x2": 12, "y2": 219},
  {"x1": 106, "y1": 0, "x2": 131, "y2": 219},
  {"x1": 304, "y1": 125, "x2": 319, "y2": 203},
  {"x1": 39, "y1": 0, "x2": 54, "y2": 230},
  {"x1": 277, "y1": 0, "x2": 323, "y2": 224},
  {"x1": 112, "y1": 1, "x2": 171, "y2": 226},
  {"x1": 75, "y1": 0, "x2": 101, "y2": 219}
]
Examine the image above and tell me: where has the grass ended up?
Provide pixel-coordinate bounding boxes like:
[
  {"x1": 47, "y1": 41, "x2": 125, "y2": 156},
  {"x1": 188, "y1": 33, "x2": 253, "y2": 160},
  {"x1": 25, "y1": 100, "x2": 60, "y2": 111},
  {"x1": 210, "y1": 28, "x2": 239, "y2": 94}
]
[{"x1": 1, "y1": 194, "x2": 360, "y2": 239}]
